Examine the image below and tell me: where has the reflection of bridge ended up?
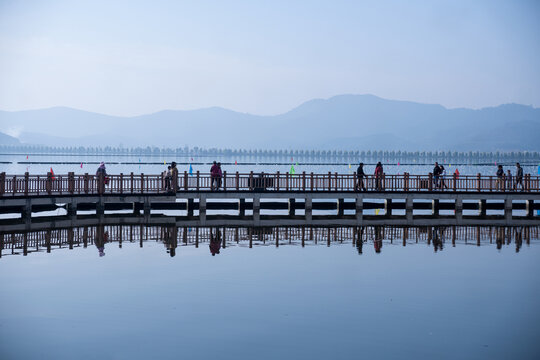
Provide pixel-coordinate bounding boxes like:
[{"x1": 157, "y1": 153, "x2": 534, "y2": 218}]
[
  {"x1": 1, "y1": 221, "x2": 537, "y2": 258},
  {"x1": 1, "y1": 172, "x2": 539, "y2": 225}
]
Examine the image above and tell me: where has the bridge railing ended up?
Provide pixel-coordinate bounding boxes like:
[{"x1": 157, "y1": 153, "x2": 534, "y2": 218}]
[{"x1": 0, "y1": 171, "x2": 539, "y2": 197}]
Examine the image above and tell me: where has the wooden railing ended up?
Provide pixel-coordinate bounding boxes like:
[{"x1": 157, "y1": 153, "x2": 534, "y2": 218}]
[{"x1": 0, "y1": 171, "x2": 538, "y2": 197}]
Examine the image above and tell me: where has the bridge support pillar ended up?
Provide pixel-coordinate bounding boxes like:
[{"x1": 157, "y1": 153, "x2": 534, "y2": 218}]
[
  {"x1": 385, "y1": 199, "x2": 392, "y2": 217},
  {"x1": 455, "y1": 198, "x2": 463, "y2": 223},
  {"x1": 526, "y1": 200, "x2": 535, "y2": 218},
  {"x1": 187, "y1": 199, "x2": 194, "y2": 217},
  {"x1": 253, "y1": 197, "x2": 260, "y2": 223},
  {"x1": 504, "y1": 198, "x2": 512, "y2": 222},
  {"x1": 288, "y1": 199, "x2": 296, "y2": 216},
  {"x1": 67, "y1": 201, "x2": 77, "y2": 219},
  {"x1": 238, "y1": 198, "x2": 245, "y2": 217},
  {"x1": 479, "y1": 199, "x2": 487, "y2": 217},
  {"x1": 406, "y1": 198, "x2": 413, "y2": 222},
  {"x1": 143, "y1": 200, "x2": 151, "y2": 217},
  {"x1": 305, "y1": 197, "x2": 313, "y2": 221},
  {"x1": 199, "y1": 197, "x2": 206, "y2": 223},
  {"x1": 432, "y1": 199, "x2": 439, "y2": 216},
  {"x1": 355, "y1": 198, "x2": 363, "y2": 222},
  {"x1": 21, "y1": 199, "x2": 32, "y2": 222},
  {"x1": 96, "y1": 201, "x2": 105, "y2": 215},
  {"x1": 337, "y1": 199, "x2": 345, "y2": 216}
]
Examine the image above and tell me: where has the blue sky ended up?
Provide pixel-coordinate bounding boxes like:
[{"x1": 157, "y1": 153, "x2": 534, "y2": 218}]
[{"x1": 0, "y1": 0, "x2": 539, "y2": 116}]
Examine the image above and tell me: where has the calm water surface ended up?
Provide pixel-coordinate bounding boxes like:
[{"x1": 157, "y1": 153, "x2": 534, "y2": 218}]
[{"x1": 1, "y1": 226, "x2": 540, "y2": 360}]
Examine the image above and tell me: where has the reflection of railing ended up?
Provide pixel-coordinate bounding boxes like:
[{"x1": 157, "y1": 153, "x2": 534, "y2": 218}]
[
  {"x1": 0, "y1": 171, "x2": 539, "y2": 197},
  {"x1": 1, "y1": 225, "x2": 538, "y2": 257}
]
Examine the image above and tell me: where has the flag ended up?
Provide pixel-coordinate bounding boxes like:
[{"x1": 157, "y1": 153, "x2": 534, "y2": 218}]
[
  {"x1": 164, "y1": 160, "x2": 166, "y2": 165},
  {"x1": 375, "y1": 209, "x2": 380, "y2": 215},
  {"x1": 26, "y1": 155, "x2": 28, "y2": 159},
  {"x1": 290, "y1": 165, "x2": 295, "y2": 175},
  {"x1": 50, "y1": 167, "x2": 55, "y2": 180},
  {"x1": 397, "y1": 162, "x2": 400, "y2": 166},
  {"x1": 235, "y1": 160, "x2": 237, "y2": 165},
  {"x1": 189, "y1": 164, "x2": 193, "y2": 176},
  {"x1": 80, "y1": 163, "x2": 83, "y2": 168},
  {"x1": 348, "y1": 164, "x2": 351, "y2": 169}
]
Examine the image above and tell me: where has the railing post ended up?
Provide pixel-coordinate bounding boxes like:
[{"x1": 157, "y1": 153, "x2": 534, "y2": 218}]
[
  {"x1": 249, "y1": 171, "x2": 253, "y2": 191},
  {"x1": 404, "y1": 172, "x2": 409, "y2": 192},
  {"x1": 130, "y1": 172, "x2": 134, "y2": 193},
  {"x1": 140, "y1": 173, "x2": 144, "y2": 194},
  {"x1": 428, "y1": 173, "x2": 433, "y2": 191},
  {"x1": 382, "y1": 173, "x2": 385, "y2": 191},
  {"x1": 196, "y1": 171, "x2": 200, "y2": 191},
  {"x1": 310, "y1": 172, "x2": 314, "y2": 191},
  {"x1": 12, "y1": 176, "x2": 17, "y2": 195},
  {"x1": 236, "y1": 171, "x2": 239, "y2": 190},
  {"x1": 223, "y1": 171, "x2": 227, "y2": 191},
  {"x1": 353, "y1": 172, "x2": 358, "y2": 191},
  {"x1": 525, "y1": 174, "x2": 530, "y2": 192},
  {"x1": 477, "y1": 173, "x2": 481, "y2": 192},
  {"x1": 335, "y1": 172, "x2": 338, "y2": 191},
  {"x1": 276, "y1": 171, "x2": 280, "y2": 191},
  {"x1": 24, "y1": 172, "x2": 29, "y2": 196},
  {"x1": 84, "y1": 173, "x2": 89, "y2": 194},
  {"x1": 46, "y1": 172, "x2": 52, "y2": 195},
  {"x1": 302, "y1": 171, "x2": 306, "y2": 191},
  {"x1": 328, "y1": 172, "x2": 331, "y2": 191},
  {"x1": 286, "y1": 172, "x2": 289, "y2": 191},
  {"x1": 98, "y1": 172, "x2": 104, "y2": 195},
  {"x1": 453, "y1": 172, "x2": 457, "y2": 191},
  {"x1": 119, "y1": 173, "x2": 123, "y2": 194},
  {"x1": 0, "y1": 172, "x2": 5, "y2": 196},
  {"x1": 184, "y1": 171, "x2": 188, "y2": 190},
  {"x1": 68, "y1": 172, "x2": 74, "y2": 194}
]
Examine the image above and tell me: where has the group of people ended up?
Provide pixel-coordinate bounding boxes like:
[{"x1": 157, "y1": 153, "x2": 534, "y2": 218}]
[
  {"x1": 163, "y1": 162, "x2": 179, "y2": 192},
  {"x1": 355, "y1": 162, "x2": 384, "y2": 191},
  {"x1": 496, "y1": 163, "x2": 524, "y2": 191},
  {"x1": 432, "y1": 162, "x2": 448, "y2": 190}
]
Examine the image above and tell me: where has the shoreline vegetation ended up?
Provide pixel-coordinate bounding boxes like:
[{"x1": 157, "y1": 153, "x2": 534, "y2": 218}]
[{"x1": 0, "y1": 145, "x2": 539, "y2": 163}]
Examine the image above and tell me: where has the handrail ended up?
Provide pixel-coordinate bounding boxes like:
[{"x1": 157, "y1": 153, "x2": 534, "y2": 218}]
[{"x1": 0, "y1": 171, "x2": 538, "y2": 196}]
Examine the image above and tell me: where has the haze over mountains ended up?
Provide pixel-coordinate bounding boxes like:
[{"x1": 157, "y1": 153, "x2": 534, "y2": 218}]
[{"x1": 0, "y1": 94, "x2": 539, "y2": 151}]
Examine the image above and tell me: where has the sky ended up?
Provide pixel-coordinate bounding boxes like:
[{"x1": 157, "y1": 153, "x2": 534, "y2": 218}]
[{"x1": 0, "y1": 0, "x2": 539, "y2": 116}]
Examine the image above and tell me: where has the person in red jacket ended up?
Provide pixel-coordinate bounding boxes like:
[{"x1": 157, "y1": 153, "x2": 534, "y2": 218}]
[
  {"x1": 374, "y1": 162, "x2": 383, "y2": 191},
  {"x1": 210, "y1": 161, "x2": 219, "y2": 191}
]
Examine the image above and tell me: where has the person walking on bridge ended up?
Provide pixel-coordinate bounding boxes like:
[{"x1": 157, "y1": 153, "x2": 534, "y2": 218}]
[
  {"x1": 515, "y1": 163, "x2": 524, "y2": 191},
  {"x1": 356, "y1": 162, "x2": 366, "y2": 191},
  {"x1": 170, "y1": 162, "x2": 179, "y2": 191},
  {"x1": 506, "y1": 169, "x2": 513, "y2": 191},
  {"x1": 210, "y1": 161, "x2": 219, "y2": 191}
]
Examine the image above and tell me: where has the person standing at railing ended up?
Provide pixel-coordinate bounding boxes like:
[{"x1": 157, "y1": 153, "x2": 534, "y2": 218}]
[
  {"x1": 374, "y1": 162, "x2": 383, "y2": 191},
  {"x1": 96, "y1": 162, "x2": 108, "y2": 194},
  {"x1": 356, "y1": 162, "x2": 366, "y2": 191},
  {"x1": 496, "y1": 165, "x2": 504, "y2": 191},
  {"x1": 506, "y1": 169, "x2": 513, "y2": 191},
  {"x1": 170, "y1": 162, "x2": 179, "y2": 191},
  {"x1": 433, "y1": 162, "x2": 441, "y2": 190},
  {"x1": 515, "y1": 163, "x2": 524, "y2": 191},
  {"x1": 217, "y1": 162, "x2": 223, "y2": 190},
  {"x1": 210, "y1": 161, "x2": 219, "y2": 191},
  {"x1": 164, "y1": 165, "x2": 172, "y2": 191}
]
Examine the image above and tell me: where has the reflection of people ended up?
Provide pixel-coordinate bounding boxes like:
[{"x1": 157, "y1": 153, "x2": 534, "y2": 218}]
[
  {"x1": 209, "y1": 227, "x2": 222, "y2": 256},
  {"x1": 496, "y1": 227, "x2": 504, "y2": 250},
  {"x1": 95, "y1": 226, "x2": 109, "y2": 257},
  {"x1": 515, "y1": 227, "x2": 523, "y2": 253},
  {"x1": 356, "y1": 226, "x2": 364, "y2": 254},
  {"x1": 432, "y1": 227, "x2": 444, "y2": 252},
  {"x1": 163, "y1": 226, "x2": 177, "y2": 257},
  {"x1": 373, "y1": 226, "x2": 383, "y2": 253}
]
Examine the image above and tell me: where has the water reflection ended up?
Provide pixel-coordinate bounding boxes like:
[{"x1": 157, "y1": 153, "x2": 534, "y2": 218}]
[{"x1": 1, "y1": 224, "x2": 538, "y2": 258}]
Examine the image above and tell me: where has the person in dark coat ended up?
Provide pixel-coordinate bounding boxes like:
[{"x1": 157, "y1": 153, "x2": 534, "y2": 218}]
[{"x1": 356, "y1": 162, "x2": 366, "y2": 191}]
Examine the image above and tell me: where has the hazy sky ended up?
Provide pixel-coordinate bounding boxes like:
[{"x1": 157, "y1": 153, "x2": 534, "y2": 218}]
[{"x1": 1, "y1": 0, "x2": 539, "y2": 116}]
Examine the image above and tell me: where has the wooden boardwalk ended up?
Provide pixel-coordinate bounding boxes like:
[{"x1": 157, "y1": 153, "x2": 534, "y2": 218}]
[{"x1": 1, "y1": 171, "x2": 539, "y2": 196}]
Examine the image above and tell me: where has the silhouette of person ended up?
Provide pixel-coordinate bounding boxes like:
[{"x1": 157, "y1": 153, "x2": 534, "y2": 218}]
[
  {"x1": 209, "y1": 227, "x2": 221, "y2": 256},
  {"x1": 374, "y1": 226, "x2": 383, "y2": 253},
  {"x1": 356, "y1": 226, "x2": 364, "y2": 254},
  {"x1": 95, "y1": 225, "x2": 108, "y2": 257}
]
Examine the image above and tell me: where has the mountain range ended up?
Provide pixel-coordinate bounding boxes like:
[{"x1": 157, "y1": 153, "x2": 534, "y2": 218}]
[{"x1": 0, "y1": 94, "x2": 539, "y2": 151}]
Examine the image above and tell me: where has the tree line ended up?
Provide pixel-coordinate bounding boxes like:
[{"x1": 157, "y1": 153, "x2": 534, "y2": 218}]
[{"x1": 1, "y1": 144, "x2": 539, "y2": 162}]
